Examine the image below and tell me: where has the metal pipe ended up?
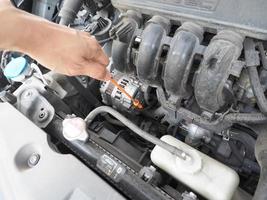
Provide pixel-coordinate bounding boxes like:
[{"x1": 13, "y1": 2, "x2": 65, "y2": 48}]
[{"x1": 85, "y1": 106, "x2": 189, "y2": 160}]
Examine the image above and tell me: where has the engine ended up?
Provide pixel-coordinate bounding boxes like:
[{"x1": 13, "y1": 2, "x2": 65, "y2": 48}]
[{"x1": 2, "y1": 0, "x2": 267, "y2": 200}]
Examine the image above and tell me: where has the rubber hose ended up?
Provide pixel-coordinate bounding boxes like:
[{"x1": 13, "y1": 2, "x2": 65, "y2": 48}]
[
  {"x1": 59, "y1": 0, "x2": 83, "y2": 26},
  {"x1": 85, "y1": 106, "x2": 188, "y2": 159},
  {"x1": 245, "y1": 39, "x2": 267, "y2": 116},
  {"x1": 224, "y1": 112, "x2": 267, "y2": 124},
  {"x1": 257, "y1": 42, "x2": 267, "y2": 70},
  {"x1": 176, "y1": 108, "x2": 232, "y2": 133},
  {"x1": 177, "y1": 108, "x2": 267, "y2": 134},
  {"x1": 248, "y1": 66, "x2": 267, "y2": 115}
]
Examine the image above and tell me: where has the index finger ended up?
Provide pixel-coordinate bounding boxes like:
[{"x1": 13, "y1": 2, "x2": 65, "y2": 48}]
[{"x1": 94, "y1": 47, "x2": 109, "y2": 66}]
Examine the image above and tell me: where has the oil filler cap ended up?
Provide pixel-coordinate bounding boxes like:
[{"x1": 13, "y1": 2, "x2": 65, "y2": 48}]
[{"x1": 3, "y1": 57, "x2": 30, "y2": 82}]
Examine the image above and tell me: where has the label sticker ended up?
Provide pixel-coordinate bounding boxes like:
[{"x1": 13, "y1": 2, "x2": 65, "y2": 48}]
[{"x1": 97, "y1": 154, "x2": 126, "y2": 182}]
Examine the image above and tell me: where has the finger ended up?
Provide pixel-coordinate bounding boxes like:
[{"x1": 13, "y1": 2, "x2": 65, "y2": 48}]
[
  {"x1": 84, "y1": 36, "x2": 109, "y2": 66},
  {"x1": 104, "y1": 70, "x2": 112, "y2": 81},
  {"x1": 95, "y1": 49, "x2": 109, "y2": 66},
  {"x1": 80, "y1": 61, "x2": 110, "y2": 81}
]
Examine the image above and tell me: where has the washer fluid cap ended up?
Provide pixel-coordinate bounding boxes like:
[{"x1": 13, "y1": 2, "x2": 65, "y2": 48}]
[{"x1": 4, "y1": 57, "x2": 28, "y2": 79}]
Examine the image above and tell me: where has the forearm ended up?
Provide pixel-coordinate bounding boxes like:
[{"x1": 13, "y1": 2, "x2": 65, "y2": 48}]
[
  {"x1": 0, "y1": 1, "x2": 26, "y2": 51},
  {"x1": 0, "y1": 1, "x2": 59, "y2": 54}
]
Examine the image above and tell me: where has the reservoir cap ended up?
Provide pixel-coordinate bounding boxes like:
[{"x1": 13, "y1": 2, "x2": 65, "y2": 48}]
[{"x1": 4, "y1": 57, "x2": 28, "y2": 79}]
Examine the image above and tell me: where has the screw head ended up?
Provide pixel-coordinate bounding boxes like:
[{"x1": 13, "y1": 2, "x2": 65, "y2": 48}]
[
  {"x1": 27, "y1": 153, "x2": 41, "y2": 167},
  {"x1": 38, "y1": 109, "x2": 49, "y2": 122},
  {"x1": 22, "y1": 90, "x2": 33, "y2": 99}
]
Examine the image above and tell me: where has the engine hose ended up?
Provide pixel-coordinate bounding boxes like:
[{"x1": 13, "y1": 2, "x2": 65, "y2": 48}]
[
  {"x1": 177, "y1": 108, "x2": 267, "y2": 133},
  {"x1": 85, "y1": 106, "x2": 189, "y2": 160},
  {"x1": 248, "y1": 67, "x2": 267, "y2": 116},
  {"x1": 224, "y1": 112, "x2": 267, "y2": 124},
  {"x1": 176, "y1": 108, "x2": 232, "y2": 133},
  {"x1": 257, "y1": 42, "x2": 267, "y2": 70},
  {"x1": 244, "y1": 39, "x2": 267, "y2": 116},
  {"x1": 59, "y1": 0, "x2": 83, "y2": 26},
  {"x1": 252, "y1": 126, "x2": 267, "y2": 200}
]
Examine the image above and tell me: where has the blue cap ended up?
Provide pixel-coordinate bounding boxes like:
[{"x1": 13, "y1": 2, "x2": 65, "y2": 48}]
[{"x1": 3, "y1": 57, "x2": 28, "y2": 79}]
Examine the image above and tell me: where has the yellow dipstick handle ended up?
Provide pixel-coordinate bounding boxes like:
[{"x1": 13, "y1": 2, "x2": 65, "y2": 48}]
[{"x1": 110, "y1": 78, "x2": 143, "y2": 109}]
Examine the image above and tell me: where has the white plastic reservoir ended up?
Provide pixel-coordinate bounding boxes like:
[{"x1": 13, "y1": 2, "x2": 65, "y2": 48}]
[{"x1": 151, "y1": 135, "x2": 239, "y2": 200}]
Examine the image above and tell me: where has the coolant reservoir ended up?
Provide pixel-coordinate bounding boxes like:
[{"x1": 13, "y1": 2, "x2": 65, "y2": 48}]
[{"x1": 151, "y1": 135, "x2": 239, "y2": 200}]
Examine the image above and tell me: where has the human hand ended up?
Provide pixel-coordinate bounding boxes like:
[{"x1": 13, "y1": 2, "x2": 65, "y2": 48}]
[
  {"x1": 0, "y1": 5, "x2": 111, "y2": 81},
  {"x1": 25, "y1": 23, "x2": 111, "y2": 81}
]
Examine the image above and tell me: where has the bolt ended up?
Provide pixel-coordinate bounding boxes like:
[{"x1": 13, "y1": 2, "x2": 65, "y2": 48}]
[
  {"x1": 38, "y1": 109, "x2": 48, "y2": 122},
  {"x1": 135, "y1": 37, "x2": 141, "y2": 43},
  {"x1": 81, "y1": 76, "x2": 87, "y2": 83},
  {"x1": 22, "y1": 90, "x2": 33, "y2": 99},
  {"x1": 27, "y1": 153, "x2": 40, "y2": 167},
  {"x1": 25, "y1": 91, "x2": 32, "y2": 97},
  {"x1": 39, "y1": 112, "x2": 45, "y2": 119}
]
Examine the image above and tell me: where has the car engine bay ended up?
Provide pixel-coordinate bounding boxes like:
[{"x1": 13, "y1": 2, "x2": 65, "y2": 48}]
[{"x1": 1, "y1": 0, "x2": 267, "y2": 199}]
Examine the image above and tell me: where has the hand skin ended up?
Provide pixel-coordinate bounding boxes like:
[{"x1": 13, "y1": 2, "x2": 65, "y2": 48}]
[{"x1": 0, "y1": 0, "x2": 111, "y2": 81}]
